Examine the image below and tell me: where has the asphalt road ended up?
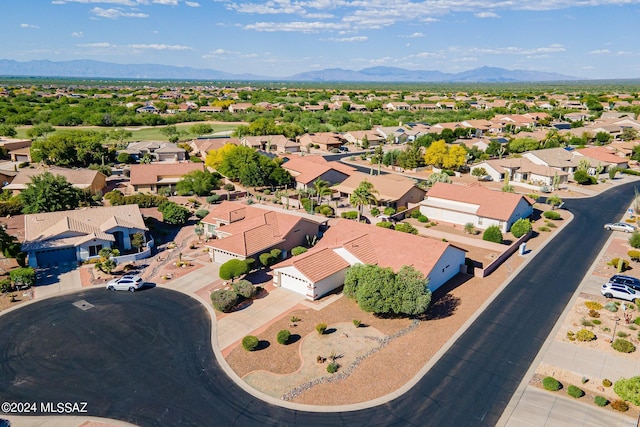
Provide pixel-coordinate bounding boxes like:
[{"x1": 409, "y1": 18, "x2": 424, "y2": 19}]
[{"x1": 0, "y1": 180, "x2": 637, "y2": 426}]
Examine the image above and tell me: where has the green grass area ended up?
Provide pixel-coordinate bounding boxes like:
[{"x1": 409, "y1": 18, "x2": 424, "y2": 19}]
[{"x1": 15, "y1": 122, "x2": 239, "y2": 142}]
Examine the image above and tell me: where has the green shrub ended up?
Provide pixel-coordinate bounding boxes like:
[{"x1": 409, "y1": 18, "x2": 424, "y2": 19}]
[
  {"x1": 575, "y1": 328, "x2": 596, "y2": 342},
  {"x1": 326, "y1": 362, "x2": 339, "y2": 373},
  {"x1": 353, "y1": 319, "x2": 361, "y2": 327},
  {"x1": 573, "y1": 169, "x2": 591, "y2": 185},
  {"x1": 630, "y1": 232, "x2": 640, "y2": 249},
  {"x1": 567, "y1": 385, "x2": 584, "y2": 398},
  {"x1": 538, "y1": 226, "x2": 551, "y2": 232},
  {"x1": 383, "y1": 207, "x2": 396, "y2": 216},
  {"x1": 394, "y1": 222, "x2": 418, "y2": 234},
  {"x1": 542, "y1": 376, "x2": 561, "y2": 391},
  {"x1": 316, "y1": 323, "x2": 327, "y2": 335},
  {"x1": 291, "y1": 246, "x2": 308, "y2": 256},
  {"x1": 581, "y1": 319, "x2": 593, "y2": 327},
  {"x1": 603, "y1": 379, "x2": 612, "y2": 387},
  {"x1": 592, "y1": 319, "x2": 602, "y2": 325},
  {"x1": 604, "y1": 302, "x2": 619, "y2": 312},
  {"x1": 9, "y1": 267, "x2": 36, "y2": 288},
  {"x1": 370, "y1": 207, "x2": 380, "y2": 216},
  {"x1": 410, "y1": 210, "x2": 421, "y2": 218},
  {"x1": 276, "y1": 329, "x2": 291, "y2": 345},
  {"x1": 634, "y1": 316, "x2": 640, "y2": 326},
  {"x1": 594, "y1": 396, "x2": 608, "y2": 407},
  {"x1": 543, "y1": 211, "x2": 561, "y2": 220},
  {"x1": 318, "y1": 205, "x2": 334, "y2": 217},
  {"x1": 628, "y1": 250, "x2": 640, "y2": 261},
  {"x1": 233, "y1": 279, "x2": 256, "y2": 299},
  {"x1": 376, "y1": 221, "x2": 393, "y2": 229},
  {"x1": 482, "y1": 225, "x2": 503, "y2": 244},
  {"x1": 210, "y1": 289, "x2": 239, "y2": 312},
  {"x1": 259, "y1": 252, "x2": 275, "y2": 268},
  {"x1": 510, "y1": 218, "x2": 532, "y2": 238},
  {"x1": 614, "y1": 376, "x2": 640, "y2": 406},
  {"x1": 611, "y1": 399, "x2": 629, "y2": 412},
  {"x1": 206, "y1": 194, "x2": 221, "y2": 204},
  {"x1": 341, "y1": 211, "x2": 358, "y2": 220},
  {"x1": 585, "y1": 301, "x2": 603, "y2": 310},
  {"x1": 0, "y1": 278, "x2": 12, "y2": 293},
  {"x1": 195, "y1": 209, "x2": 209, "y2": 219},
  {"x1": 588, "y1": 309, "x2": 600, "y2": 318},
  {"x1": 242, "y1": 335, "x2": 259, "y2": 351},
  {"x1": 612, "y1": 338, "x2": 636, "y2": 353},
  {"x1": 219, "y1": 259, "x2": 249, "y2": 281},
  {"x1": 617, "y1": 331, "x2": 629, "y2": 338},
  {"x1": 607, "y1": 257, "x2": 629, "y2": 271},
  {"x1": 417, "y1": 215, "x2": 429, "y2": 223}
]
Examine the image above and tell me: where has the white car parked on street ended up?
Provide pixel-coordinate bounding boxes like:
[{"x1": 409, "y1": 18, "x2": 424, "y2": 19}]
[
  {"x1": 604, "y1": 222, "x2": 636, "y2": 233},
  {"x1": 106, "y1": 275, "x2": 144, "y2": 292}
]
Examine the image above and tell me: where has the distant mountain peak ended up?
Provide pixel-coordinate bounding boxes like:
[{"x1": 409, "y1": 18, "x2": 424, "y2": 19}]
[{"x1": 0, "y1": 58, "x2": 580, "y2": 82}]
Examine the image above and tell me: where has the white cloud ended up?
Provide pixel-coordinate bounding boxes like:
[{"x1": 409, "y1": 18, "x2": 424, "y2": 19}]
[
  {"x1": 245, "y1": 21, "x2": 349, "y2": 32},
  {"x1": 90, "y1": 7, "x2": 149, "y2": 18},
  {"x1": 475, "y1": 12, "x2": 500, "y2": 18},
  {"x1": 324, "y1": 36, "x2": 368, "y2": 42},
  {"x1": 185, "y1": 1, "x2": 200, "y2": 6},
  {"x1": 401, "y1": 32, "x2": 425, "y2": 38},
  {"x1": 71, "y1": 31, "x2": 84, "y2": 37},
  {"x1": 20, "y1": 23, "x2": 39, "y2": 29},
  {"x1": 451, "y1": 43, "x2": 566, "y2": 55},
  {"x1": 78, "y1": 42, "x2": 116, "y2": 48},
  {"x1": 53, "y1": 0, "x2": 143, "y2": 5},
  {"x1": 152, "y1": 0, "x2": 178, "y2": 5},
  {"x1": 128, "y1": 43, "x2": 192, "y2": 50}
]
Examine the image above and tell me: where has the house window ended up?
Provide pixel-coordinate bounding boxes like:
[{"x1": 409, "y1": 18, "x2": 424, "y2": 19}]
[
  {"x1": 478, "y1": 218, "x2": 483, "y2": 226},
  {"x1": 89, "y1": 244, "x2": 103, "y2": 257}
]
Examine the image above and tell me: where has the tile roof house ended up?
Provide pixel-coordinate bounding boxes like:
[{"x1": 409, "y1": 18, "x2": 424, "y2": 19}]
[
  {"x1": 575, "y1": 146, "x2": 629, "y2": 170},
  {"x1": 420, "y1": 182, "x2": 533, "y2": 232},
  {"x1": 3, "y1": 166, "x2": 106, "y2": 195},
  {"x1": 241, "y1": 135, "x2": 300, "y2": 153},
  {"x1": 470, "y1": 157, "x2": 569, "y2": 186},
  {"x1": 129, "y1": 163, "x2": 204, "y2": 194},
  {"x1": 202, "y1": 202, "x2": 324, "y2": 264},
  {"x1": 23, "y1": 205, "x2": 150, "y2": 268},
  {"x1": 188, "y1": 137, "x2": 240, "y2": 159},
  {"x1": 523, "y1": 147, "x2": 603, "y2": 175},
  {"x1": 332, "y1": 172, "x2": 426, "y2": 209},
  {"x1": 280, "y1": 156, "x2": 355, "y2": 190},
  {"x1": 298, "y1": 132, "x2": 345, "y2": 151},
  {"x1": 121, "y1": 141, "x2": 186, "y2": 163},
  {"x1": 343, "y1": 130, "x2": 385, "y2": 148},
  {"x1": 272, "y1": 219, "x2": 466, "y2": 300}
]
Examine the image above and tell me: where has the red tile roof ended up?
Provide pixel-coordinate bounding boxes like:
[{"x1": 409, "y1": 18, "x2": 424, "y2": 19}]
[
  {"x1": 425, "y1": 182, "x2": 533, "y2": 221},
  {"x1": 129, "y1": 163, "x2": 204, "y2": 186}
]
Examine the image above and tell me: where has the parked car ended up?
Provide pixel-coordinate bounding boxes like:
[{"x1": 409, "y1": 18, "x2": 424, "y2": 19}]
[
  {"x1": 604, "y1": 222, "x2": 636, "y2": 233},
  {"x1": 601, "y1": 282, "x2": 638, "y2": 302},
  {"x1": 477, "y1": 175, "x2": 493, "y2": 182},
  {"x1": 607, "y1": 275, "x2": 640, "y2": 292},
  {"x1": 106, "y1": 275, "x2": 144, "y2": 292}
]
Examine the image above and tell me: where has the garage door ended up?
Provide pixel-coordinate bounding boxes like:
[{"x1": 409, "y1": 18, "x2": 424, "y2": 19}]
[
  {"x1": 35, "y1": 247, "x2": 76, "y2": 267},
  {"x1": 279, "y1": 273, "x2": 310, "y2": 297}
]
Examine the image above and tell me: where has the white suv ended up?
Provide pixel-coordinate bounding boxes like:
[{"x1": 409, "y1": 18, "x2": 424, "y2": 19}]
[
  {"x1": 106, "y1": 275, "x2": 144, "y2": 292},
  {"x1": 601, "y1": 282, "x2": 638, "y2": 302}
]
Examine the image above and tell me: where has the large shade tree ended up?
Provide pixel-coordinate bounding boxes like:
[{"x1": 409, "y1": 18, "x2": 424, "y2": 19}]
[
  {"x1": 176, "y1": 169, "x2": 221, "y2": 196},
  {"x1": 20, "y1": 172, "x2": 82, "y2": 214}
]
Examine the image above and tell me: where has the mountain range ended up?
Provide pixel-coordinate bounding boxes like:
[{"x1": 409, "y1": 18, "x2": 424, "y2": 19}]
[{"x1": 0, "y1": 59, "x2": 579, "y2": 82}]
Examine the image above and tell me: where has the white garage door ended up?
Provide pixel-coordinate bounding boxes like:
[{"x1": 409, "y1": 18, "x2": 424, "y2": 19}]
[{"x1": 279, "y1": 273, "x2": 311, "y2": 297}]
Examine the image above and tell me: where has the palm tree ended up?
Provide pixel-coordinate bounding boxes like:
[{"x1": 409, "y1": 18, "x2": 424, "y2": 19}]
[
  {"x1": 312, "y1": 179, "x2": 332, "y2": 205},
  {"x1": 349, "y1": 180, "x2": 378, "y2": 222}
]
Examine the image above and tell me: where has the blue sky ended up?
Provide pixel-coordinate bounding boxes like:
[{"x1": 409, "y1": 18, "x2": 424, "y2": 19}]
[{"x1": 5, "y1": 0, "x2": 640, "y2": 79}]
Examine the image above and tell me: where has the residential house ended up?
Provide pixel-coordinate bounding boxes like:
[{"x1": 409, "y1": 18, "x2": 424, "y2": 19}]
[
  {"x1": 280, "y1": 156, "x2": 354, "y2": 190},
  {"x1": 575, "y1": 146, "x2": 629, "y2": 170},
  {"x1": 135, "y1": 104, "x2": 160, "y2": 114},
  {"x1": 271, "y1": 219, "x2": 466, "y2": 300},
  {"x1": 228, "y1": 103, "x2": 253, "y2": 113},
  {"x1": 523, "y1": 147, "x2": 603, "y2": 175},
  {"x1": 120, "y1": 141, "x2": 186, "y2": 163},
  {"x1": 375, "y1": 126, "x2": 409, "y2": 144},
  {"x1": 298, "y1": 132, "x2": 345, "y2": 151},
  {"x1": 343, "y1": 130, "x2": 385, "y2": 148},
  {"x1": 9, "y1": 147, "x2": 32, "y2": 163},
  {"x1": 419, "y1": 182, "x2": 534, "y2": 232},
  {"x1": 23, "y1": 205, "x2": 151, "y2": 268},
  {"x1": 199, "y1": 105, "x2": 223, "y2": 113},
  {"x1": 129, "y1": 163, "x2": 204, "y2": 194},
  {"x1": 385, "y1": 102, "x2": 411, "y2": 111},
  {"x1": 0, "y1": 137, "x2": 31, "y2": 153},
  {"x1": 3, "y1": 166, "x2": 106, "y2": 196},
  {"x1": 332, "y1": 172, "x2": 426, "y2": 210},
  {"x1": 241, "y1": 135, "x2": 300, "y2": 153},
  {"x1": 188, "y1": 137, "x2": 240, "y2": 159},
  {"x1": 470, "y1": 158, "x2": 569, "y2": 186},
  {"x1": 202, "y1": 202, "x2": 324, "y2": 264}
]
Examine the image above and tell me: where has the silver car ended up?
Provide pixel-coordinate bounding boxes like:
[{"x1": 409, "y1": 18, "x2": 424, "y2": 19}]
[
  {"x1": 601, "y1": 283, "x2": 637, "y2": 302},
  {"x1": 106, "y1": 275, "x2": 144, "y2": 292},
  {"x1": 604, "y1": 222, "x2": 636, "y2": 233}
]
